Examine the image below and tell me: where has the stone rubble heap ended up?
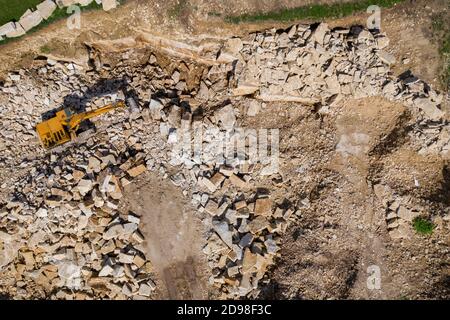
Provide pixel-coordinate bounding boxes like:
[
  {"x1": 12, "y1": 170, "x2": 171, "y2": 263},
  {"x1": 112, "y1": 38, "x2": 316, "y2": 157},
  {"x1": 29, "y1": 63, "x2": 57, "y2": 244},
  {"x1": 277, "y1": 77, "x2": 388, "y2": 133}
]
[
  {"x1": 374, "y1": 184, "x2": 423, "y2": 240},
  {"x1": 0, "y1": 119, "x2": 160, "y2": 299},
  {"x1": 232, "y1": 23, "x2": 446, "y2": 122},
  {"x1": 0, "y1": 22, "x2": 448, "y2": 299}
]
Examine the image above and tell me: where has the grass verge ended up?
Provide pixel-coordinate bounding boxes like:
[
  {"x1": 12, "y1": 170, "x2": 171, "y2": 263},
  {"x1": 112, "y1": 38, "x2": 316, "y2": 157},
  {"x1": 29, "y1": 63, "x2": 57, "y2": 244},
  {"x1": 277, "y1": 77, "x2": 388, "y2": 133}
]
[
  {"x1": 168, "y1": 0, "x2": 189, "y2": 19},
  {"x1": 412, "y1": 217, "x2": 434, "y2": 235},
  {"x1": 0, "y1": 1, "x2": 103, "y2": 47},
  {"x1": 226, "y1": 0, "x2": 406, "y2": 24},
  {"x1": 431, "y1": 12, "x2": 450, "y2": 91},
  {"x1": 0, "y1": 0, "x2": 43, "y2": 26}
]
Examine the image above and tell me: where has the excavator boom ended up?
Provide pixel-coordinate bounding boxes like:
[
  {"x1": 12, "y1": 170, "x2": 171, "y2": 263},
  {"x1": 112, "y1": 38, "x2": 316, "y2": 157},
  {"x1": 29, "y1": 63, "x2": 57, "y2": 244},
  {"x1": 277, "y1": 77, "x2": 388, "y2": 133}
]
[{"x1": 67, "y1": 101, "x2": 126, "y2": 131}]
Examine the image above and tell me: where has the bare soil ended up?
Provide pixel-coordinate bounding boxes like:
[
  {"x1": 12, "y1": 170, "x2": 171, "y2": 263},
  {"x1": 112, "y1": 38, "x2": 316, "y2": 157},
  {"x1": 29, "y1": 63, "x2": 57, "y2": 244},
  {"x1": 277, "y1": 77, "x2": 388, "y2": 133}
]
[{"x1": 121, "y1": 172, "x2": 209, "y2": 299}]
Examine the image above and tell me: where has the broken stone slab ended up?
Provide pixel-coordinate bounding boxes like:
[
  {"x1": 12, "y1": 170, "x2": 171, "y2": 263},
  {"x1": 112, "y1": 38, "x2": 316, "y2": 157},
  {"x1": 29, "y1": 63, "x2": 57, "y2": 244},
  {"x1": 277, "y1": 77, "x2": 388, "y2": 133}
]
[
  {"x1": 232, "y1": 85, "x2": 259, "y2": 96},
  {"x1": 225, "y1": 38, "x2": 243, "y2": 54},
  {"x1": 5, "y1": 23, "x2": 26, "y2": 38},
  {"x1": 238, "y1": 233, "x2": 254, "y2": 248},
  {"x1": 103, "y1": 224, "x2": 125, "y2": 240},
  {"x1": 36, "y1": 208, "x2": 48, "y2": 218},
  {"x1": 122, "y1": 222, "x2": 138, "y2": 235},
  {"x1": 87, "y1": 156, "x2": 101, "y2": 173},
  {"x1": 132, "y1": 230, "x2": 145, "y2": 244},
  {"x1": 19, "y1": 10, "x2": 43, "y2": 32},
  {"x1": 236, "y1": 207, "x2": 250, "y2": 219},
  {"x1": 127, "y1": 164, "x2": 147, "y2": 177},
  {"x1": 413, "y1": 97, "x2": 444, "y2": 120},
  {"x1": 55, "y1": 0, "x2": 78, "y2": 6},
  {"x1": 225, "y1": 208, "x2": 237, "y2": 225},
  {"x1": 199, "y1": 176, "x2": 219, "y2": 193},
  {"x1": 215, "y1": 104, "x2": 236, "y2": 130},
  {"x1": 138, "y1": 283, "x2": 153, "y2": 297},
  {"x1": 227, "y1": 265, "x2": 240, "y2": 277},
  {"x1": 76, "y1": 179, "x2": 93, "y2": 196},
  {"x1": 358, "y1": 30, "x2": 374, "y2": 41},
  {"x1": 100, "y1": 240, "x2": 115, "y2": 254},
  {"x1": 247, "y1": 216, "x2": 270, "y2": 234},
  {"x1": 149, "y1": 99, "x2": 164, "y2": 120},
  {"x1": 234, "y1": 200, "x2": 247, "y2": 211},
  {"x1": 78, "y1": 0, "x2": 94, "y2": 6},
  {"x1": 238, "y1": 273, "x2": 253, "y2": 296},
  {"x1": 247, "y1": 100, "x2": 261, "y2": 117},
  {"x1": 0, "y1": 22, "x2": 15, "y2": 37},
  {"x1": 102, "y1": 0, "x2": 118, "y2": 11},
  {"x1": 376, "y1": 50, "x2": 396, "y2": 65},
  {"x1": 397, "y1": 206, "x2": 417, "y2": 222},
  {"x1": 209, "y1": 172, "x2": 225, "y2": 189},
  {"x1": 127, "y1": 213, "x2": 140, "y2": 225},
  {"x1": 389, "y1": 224, "x2": 410, "y2": 240},
  {"x1": 264, "y1": 237, "x2": 279, "y2": 254},
  {"x1": 212, "y1": 220, "x2": 233, "y2": 248},
  {"x1": 241, "y1": 248, "x2": 257, "y2": 274},
  {"x1": 167, "y1": 130, "x2": 178, "y2": 144},
  {"x1": 313, "y1": 23, "x2": 329, "y2": 46},
  {"x1": 204, "y1": 199, "x2": 219, "y2": 216},
  {"x1": 387, "y1": 219, "x2": 399, "y2": 230},
  {"x1": 216, "y1": 201, "x2": 230, "y2": 217},
  {"x1": 118, "y1": 252, "x2": 134, "y2": 264},
  {"x1": 229, "y1": 174, "x2": 247, "y2": 189},
  {"x1": 254, "y1": 198, "x2": 272, "y2": 216},
  {"x1": 219, "y1": 166, "x2": 234, "y2": 177},
  {"x1": 37, "y1": 0, "x2": 57, "y2": 20},
  {"x1": 133, "y1": 255, "x2": 146, "y2": 269},
  {"x1": 99, "y1": 265, "x2": 114, "y2": 277}
]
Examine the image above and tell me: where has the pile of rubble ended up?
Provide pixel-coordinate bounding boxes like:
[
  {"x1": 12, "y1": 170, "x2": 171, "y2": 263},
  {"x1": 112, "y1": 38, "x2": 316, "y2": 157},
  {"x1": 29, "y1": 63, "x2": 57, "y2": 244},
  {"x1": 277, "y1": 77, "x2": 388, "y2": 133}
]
[
  {"x1": 232, "y1": 23, "x2": 446, "y2": 122},
  {"x1": 374, "y1": 184, "x2": 422, "y2": 240},
  {"x1": 0, "y1": 21, "x2": 448, "y2": 299},
  {"x1": 201, "y1": 192, "x2": 297, "y2": 297},
  {"x1": 0, "y1": 125, "x2": 159, "y2": 299}
]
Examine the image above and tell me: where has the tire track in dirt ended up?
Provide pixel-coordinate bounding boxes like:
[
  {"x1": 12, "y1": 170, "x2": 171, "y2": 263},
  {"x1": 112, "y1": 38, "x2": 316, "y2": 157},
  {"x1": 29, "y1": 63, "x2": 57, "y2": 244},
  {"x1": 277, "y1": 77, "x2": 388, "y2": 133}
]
[{"x1": 121, "y1": 172, "x2": 209, "y2": 299}]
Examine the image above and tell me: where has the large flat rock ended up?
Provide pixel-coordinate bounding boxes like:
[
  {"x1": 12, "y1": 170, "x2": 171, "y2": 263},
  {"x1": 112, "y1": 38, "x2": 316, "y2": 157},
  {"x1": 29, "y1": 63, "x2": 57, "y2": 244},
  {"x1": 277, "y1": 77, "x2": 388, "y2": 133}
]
[
  {"x1": 37, "y1": 0, "x2": 57, "y2": 20},
  {"x1": 19, "y1": 10, "x2": 43, "y2": 32}
]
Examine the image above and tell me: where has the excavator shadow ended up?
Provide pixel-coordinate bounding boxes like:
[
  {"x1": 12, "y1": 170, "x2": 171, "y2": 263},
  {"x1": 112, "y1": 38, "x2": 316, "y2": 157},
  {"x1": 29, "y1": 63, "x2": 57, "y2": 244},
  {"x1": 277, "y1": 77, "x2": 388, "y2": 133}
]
[{"x1": 41, "y1": 77, "x2": 129, "y2": 121}]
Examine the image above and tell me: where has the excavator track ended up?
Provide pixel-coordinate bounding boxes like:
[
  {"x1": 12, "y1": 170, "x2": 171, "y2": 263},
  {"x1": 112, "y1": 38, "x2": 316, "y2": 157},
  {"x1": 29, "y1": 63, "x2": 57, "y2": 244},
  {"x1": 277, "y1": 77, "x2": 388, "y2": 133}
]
[{"x1": 50, "y1": 128, "x2": 96, "y2": 154}]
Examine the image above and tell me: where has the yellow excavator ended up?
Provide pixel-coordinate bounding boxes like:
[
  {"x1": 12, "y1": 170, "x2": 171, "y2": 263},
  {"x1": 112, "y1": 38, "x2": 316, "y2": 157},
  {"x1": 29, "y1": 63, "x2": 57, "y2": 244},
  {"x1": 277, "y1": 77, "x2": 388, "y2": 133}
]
[{"x1": 36, "y1": 100, "x2": 127, "y2": 150}]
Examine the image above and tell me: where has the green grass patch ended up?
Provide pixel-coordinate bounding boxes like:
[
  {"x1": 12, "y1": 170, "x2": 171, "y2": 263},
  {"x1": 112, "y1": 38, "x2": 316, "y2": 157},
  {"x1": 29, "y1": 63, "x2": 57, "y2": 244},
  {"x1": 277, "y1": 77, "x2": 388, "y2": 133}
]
[
  {"x1": 0, "y1": 1, "x2": 103, "y2": 46},
  {"x1": 208, "y1": 12, "x2": 222, "y2": 17},
  {"x1": 431, "y1": 12, "x2": 450, "y2": 91},
  {"x1": 226, "y1": 0, "x2": 406, "y2": 24},
  {"x1": 438, "y1": 34, "x2": 450, "y2": 90},
  {"x1": 412, "y1": 217, "x2": 434, "y2": 235},
  {"x1": 168, "y1": 0, "x2": 189, "y2": 19},
  {"x1": 0, "y1": 0, "x2": 43, "y2": 26},
  {"x1": 39, "y1": 44, "x2": 51, "y2": 54}
]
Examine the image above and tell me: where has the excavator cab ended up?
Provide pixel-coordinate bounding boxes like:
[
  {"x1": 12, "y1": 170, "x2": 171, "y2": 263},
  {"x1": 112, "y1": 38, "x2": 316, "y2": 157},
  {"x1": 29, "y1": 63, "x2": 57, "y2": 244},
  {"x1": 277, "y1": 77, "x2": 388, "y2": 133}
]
[{"x1": 36, "y1": 108, "x2": 74, "y2": 149}]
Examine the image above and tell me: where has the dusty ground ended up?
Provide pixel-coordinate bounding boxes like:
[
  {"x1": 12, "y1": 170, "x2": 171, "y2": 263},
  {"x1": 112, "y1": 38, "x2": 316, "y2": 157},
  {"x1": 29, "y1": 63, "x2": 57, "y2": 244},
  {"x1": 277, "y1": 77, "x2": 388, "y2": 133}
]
[
  {"x1": 121, "y1": 172, "x2": 209, "y2": 299},
  {"x1": 0, "y1": 0, "x2": 449, "y2": 300},
  {"x1": 257, "y1": 96, "x2": 449, "y2": 299}
]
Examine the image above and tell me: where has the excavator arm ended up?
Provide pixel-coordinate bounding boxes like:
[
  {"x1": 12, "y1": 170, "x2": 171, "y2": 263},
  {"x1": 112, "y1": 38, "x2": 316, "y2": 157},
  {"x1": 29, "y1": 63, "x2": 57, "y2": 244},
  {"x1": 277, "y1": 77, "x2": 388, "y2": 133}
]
[{"x1": 66, "y1": 101, "x2": 126, "y2": 133}]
